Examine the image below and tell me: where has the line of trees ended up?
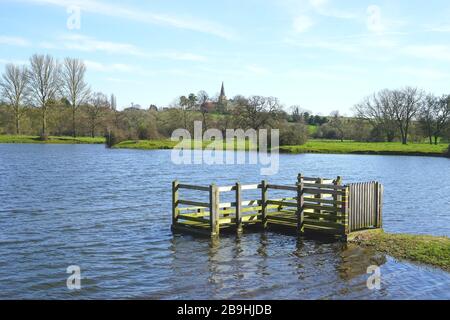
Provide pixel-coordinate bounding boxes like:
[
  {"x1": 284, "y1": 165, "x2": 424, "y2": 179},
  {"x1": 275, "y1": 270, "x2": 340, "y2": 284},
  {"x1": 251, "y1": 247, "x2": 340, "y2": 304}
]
[
  {"x1": 355, "y1": 87, "x2": 450, "y2": 145},
  {"x1": 0, "y1": 54, "x2": 311, "y2": 146},
  {"x1": 1, "y1": 54, "x2": 449, "y2": 147},
  {"x1": 0, "y1": 54, "x2": 93, "y2": 139}
]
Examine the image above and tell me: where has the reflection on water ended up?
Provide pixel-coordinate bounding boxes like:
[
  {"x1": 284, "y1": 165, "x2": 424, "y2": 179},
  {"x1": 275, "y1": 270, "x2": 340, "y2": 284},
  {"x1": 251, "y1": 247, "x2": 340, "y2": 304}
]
[
  {"x1": 164, "y1": 233, "x2": 449, "y2": 300},
  {"x1": 338, "y1": 244, "x2": 387, "y2": 281},
  {"x1": 0, "y1": 144, "x2": 449, "y2": 299}
]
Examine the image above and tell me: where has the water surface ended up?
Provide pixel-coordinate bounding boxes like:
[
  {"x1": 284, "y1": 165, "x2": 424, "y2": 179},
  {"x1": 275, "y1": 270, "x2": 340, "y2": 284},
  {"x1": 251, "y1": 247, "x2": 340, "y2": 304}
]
[{"x1": 0, "y1": 144, "x2": 449, "y2": 299}]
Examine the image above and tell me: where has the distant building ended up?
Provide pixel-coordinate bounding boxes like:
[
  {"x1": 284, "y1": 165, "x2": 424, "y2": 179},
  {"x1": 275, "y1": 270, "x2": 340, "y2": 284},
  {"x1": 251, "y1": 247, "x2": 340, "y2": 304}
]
[
  {"x1": 200, "y1": 81, "x2": 233, "y2": 113},
  {"x1": 129, "y1": 102, "x2": 142, "y2": 109},
  {"x1": 218, "y1": 81, "x2": 227, "y2": 104},
  {"x1": 200, "y1": 101, "x2": 216, "y2": 113}
]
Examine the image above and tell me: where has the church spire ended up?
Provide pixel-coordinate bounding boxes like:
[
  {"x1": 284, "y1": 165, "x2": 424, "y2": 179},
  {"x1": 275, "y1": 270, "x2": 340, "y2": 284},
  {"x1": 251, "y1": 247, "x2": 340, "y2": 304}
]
[
  {"x1": 218, "y1": 81, "x2": 227, "y2": 105},
  {"x1": 220, "y1": 81, "x2": 226, "y2": 97}
]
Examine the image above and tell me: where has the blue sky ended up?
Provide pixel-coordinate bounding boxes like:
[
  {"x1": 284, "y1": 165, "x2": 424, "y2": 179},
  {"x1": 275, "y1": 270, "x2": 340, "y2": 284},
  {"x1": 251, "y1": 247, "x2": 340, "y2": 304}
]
[{"x1": 1, "y1": 0, "x2": 450, "y2": 114}]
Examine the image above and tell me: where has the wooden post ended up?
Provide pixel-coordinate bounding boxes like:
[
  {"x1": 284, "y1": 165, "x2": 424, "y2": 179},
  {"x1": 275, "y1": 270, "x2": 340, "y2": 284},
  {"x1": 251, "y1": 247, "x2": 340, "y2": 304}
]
[
  {"x1": 315, "y1": 178, "x2": 323, "y2": 216},
  {"x1": 261, "y1": 180, "x2": 268, "y2": 229},
  {"x1": 172, "y1": 180, "x2": 179, "y2": 226},
  {"x1": 342, "y1": 186, "x2": 349, "y2": 235},
  {"x1": 210, "y1": 183, "x2": 220, "y2": 237},
  {"x1": 334, "y1": 176, "x2": 342, "y2": 225},
  {"x1": 297, "y1": 174, "x2": 304, "y2": 234},
  {"x1": 235, "y1": 182, "x2": 243, "y2": 233},
  {"x1": 375, "y1": 182, "x2": 383, "y2": 228},
  {"x1": 380, "y1": 185, "x2": 384, "y2": 228}
]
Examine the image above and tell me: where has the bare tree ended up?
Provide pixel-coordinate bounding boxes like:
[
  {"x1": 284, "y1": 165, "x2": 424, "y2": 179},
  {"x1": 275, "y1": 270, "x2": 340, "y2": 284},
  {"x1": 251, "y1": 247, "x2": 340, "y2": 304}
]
[
  {"x1": 354, "y1": 89, "x2": 398, "y2": 142},
  {"x1": 28, "y1": 54, "x2": 60, "y2": 139},
  {"x1": 389, "y1": 87, "x2": 424, "y2": 144},
  {"x1": 197, "y1": 90, "x2": 209, "y2": 131},
  {"x1": 233, "y1": 95, "x2": 280, "y2": 130},
  {"x1": 0, "y1": 63, "x2": 29, "y2": 134},
  {"x1": 419, "y1": 94, "x2": 450, "y2": 145},
  {"x1": 62, "y1": 58, "x2": 90, "y2": 137},
  {"x1": 419, "y1": 94, "x2": 439, "y2": 145},
  {"x1": 438, "y1": 96, "x2": 450, "y2": 143},
  {"x1": 329, "y1": 111, "x2": 346, "y2": 142},
  {"x1": 178, "y1": 93, "x2": 197, "y2": 130},
  {"x1": 109, "y1": 93, "x2": 121, "y2": 128},
  {"x1": 87, "y1": 92, "x2": 109, "y2": 138},
  {"x1": 290, "y1": 105, "x2": 304, "y2": 123}
]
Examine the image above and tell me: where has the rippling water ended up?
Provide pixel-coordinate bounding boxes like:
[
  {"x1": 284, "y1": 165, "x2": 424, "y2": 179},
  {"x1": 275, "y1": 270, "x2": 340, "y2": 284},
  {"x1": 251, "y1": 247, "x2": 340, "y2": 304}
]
[{"x1": 0, "y1": 144, "x2": 449, "y2": 299}]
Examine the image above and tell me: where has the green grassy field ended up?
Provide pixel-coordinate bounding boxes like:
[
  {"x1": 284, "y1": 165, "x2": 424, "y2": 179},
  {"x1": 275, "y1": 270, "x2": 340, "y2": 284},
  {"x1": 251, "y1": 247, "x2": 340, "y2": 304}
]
[
  {"x1": 350, "y1": 230, "x2": 450, "y2": 271},
  {"x1": 279, "y1": 140, "x2": 448, "y2": 156},
  {"x1": 308, "y1": 125, "x2": 318, "y2": 135},
  {"x1": 0, "y1": 135, "x2": 105, "y2": 144}
]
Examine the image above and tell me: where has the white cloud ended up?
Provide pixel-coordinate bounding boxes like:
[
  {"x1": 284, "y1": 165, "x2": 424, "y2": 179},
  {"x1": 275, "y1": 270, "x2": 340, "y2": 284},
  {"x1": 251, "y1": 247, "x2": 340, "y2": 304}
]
[
  {"x1": 39, "y1": 41, "x2": 58, "y2": 49},
  {"x1": 38, "y1": 34, "x2": 208, "y2": 62},
  {"x1": 309, "y1": 0, "x2": 327, "y2": 8},
  {"x1": 309, "y1": 0, "x2": 356, "y2": 19},
  {"x1": 394, "y1": 66, "x2": 450, "y2": 80},
  {"x1": 17, "y1": 0, "x2": 234, "y2": 39},
  {"x1": 84, "y1": 60, "x2": 135, "y2": 72},
  {"x1": 427, "y1": 25, "x2": 450, "y2": 33},
  {"x1": 0, "y1": 35, "x2": 31, "y2": 46},
  {"x1": 0, "y1": 58, "x2": 29, "y2": 65},
  {"x1": 59, "y1": 34, "x2": 144, "y2": 55},
  {"x1": 284, "y1": 37, "x2": 359, "y2": 53},
  {"x1": 293, "y1": 15, "x2": 314, "y2": 33},
  {"x1": 403, "y1": 45, "x2": 450, "y2": 62}
]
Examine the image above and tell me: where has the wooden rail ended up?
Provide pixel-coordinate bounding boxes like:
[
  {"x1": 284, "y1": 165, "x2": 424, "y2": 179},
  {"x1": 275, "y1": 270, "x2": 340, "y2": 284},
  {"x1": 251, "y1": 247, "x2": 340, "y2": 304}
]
[{"x1": 171, "y1": 174, "x2": 384, "y2": 240}]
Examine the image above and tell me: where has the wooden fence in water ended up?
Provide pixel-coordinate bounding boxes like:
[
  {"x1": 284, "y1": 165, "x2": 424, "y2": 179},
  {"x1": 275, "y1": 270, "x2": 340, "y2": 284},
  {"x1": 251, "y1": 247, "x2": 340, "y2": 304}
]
[
  {"x1": 348, "y1": 182, "x2": 383, "y2": 232},
  {"x1": 171, "y1": 174, "x2": 383, "y2": 240}
]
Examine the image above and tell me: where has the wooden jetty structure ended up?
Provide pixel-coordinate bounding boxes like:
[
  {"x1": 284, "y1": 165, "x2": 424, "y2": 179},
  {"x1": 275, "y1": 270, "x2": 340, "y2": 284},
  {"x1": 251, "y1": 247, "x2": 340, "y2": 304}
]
[{"x1": 171, "y1": 174, "x2": 383, "y2": 241}]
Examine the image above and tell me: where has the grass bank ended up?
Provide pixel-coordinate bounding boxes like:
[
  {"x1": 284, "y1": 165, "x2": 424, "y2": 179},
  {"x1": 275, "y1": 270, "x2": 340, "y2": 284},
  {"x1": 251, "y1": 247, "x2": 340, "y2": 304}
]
[
  {"x1": 3, "y1": 135, "x2": 448, "y2": 157},
  {"x1": 116, "y1": 139, "x2": 448, "y2": 157},
  {"x1": 114, "y1": 139, "x2": 178, "y2": 150},
  {"x1": 0, "y1": 135, "x2": 105, "y2": 144},
  {"x1": 279, "y1": 140, "x2": 448, "y2": 156},
  {"x1": 350, "y1": 230, "x2": 450, "y2": 272},
  {"x1": 114, "y1": 139, "x2": 255, "y2": 150}
]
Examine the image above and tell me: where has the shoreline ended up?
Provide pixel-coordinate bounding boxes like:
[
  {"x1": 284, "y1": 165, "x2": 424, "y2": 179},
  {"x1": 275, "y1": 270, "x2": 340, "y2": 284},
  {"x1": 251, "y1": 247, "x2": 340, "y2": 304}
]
[
  {"x1": 114, "y1": 139, "x2": 449, "y2": 158},
  {"x1": 0, "y1": 135, "x2": 105, "y2": 144},
  {"x1": 1, "y1": 135, "x2": 448, "y2": 158},
  {"x1": 278, "y1": 148, "x2": 446, "y2": 158},
  {"x1": 349, "y1": 229, "x2": 450, "y2": 272}
]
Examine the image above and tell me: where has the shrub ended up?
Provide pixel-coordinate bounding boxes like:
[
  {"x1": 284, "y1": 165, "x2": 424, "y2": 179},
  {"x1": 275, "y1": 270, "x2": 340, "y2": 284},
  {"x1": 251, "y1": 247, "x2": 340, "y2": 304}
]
[
  {"x1": 105, "y1": 129, "x2": 126, "y2": 148},
  {"x1": 137, "y1": 123, "x2": 159, "y2": 140},
  {"x1": 313, "y1": 123, "x2": 338, "y2": 140},
  {"x1": 279, "y1": 123, "x2": 309, "y2": 146}
]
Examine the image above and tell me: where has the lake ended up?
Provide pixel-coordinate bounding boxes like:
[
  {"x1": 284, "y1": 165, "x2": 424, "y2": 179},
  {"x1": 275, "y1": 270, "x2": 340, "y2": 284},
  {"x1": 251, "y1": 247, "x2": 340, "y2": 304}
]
[{"x1": 0, "y1": 144, "x2": 449, "y2": 299}]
